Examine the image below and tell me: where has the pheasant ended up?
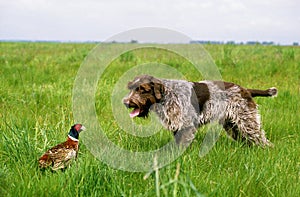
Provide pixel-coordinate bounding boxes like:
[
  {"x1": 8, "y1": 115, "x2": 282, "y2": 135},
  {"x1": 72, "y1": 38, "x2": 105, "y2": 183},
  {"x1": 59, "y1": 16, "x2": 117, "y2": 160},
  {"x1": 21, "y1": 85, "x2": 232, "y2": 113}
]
[{"x1": 38, "y1": 124, "x2": 86, "y2": 170}]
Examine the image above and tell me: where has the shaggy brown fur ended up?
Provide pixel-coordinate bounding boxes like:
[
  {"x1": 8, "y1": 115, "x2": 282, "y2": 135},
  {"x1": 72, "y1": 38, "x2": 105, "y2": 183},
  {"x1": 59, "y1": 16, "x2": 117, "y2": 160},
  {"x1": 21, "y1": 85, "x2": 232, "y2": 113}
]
[{"x1": 123, "y1": 75, "x2": 277, "y2": 147}]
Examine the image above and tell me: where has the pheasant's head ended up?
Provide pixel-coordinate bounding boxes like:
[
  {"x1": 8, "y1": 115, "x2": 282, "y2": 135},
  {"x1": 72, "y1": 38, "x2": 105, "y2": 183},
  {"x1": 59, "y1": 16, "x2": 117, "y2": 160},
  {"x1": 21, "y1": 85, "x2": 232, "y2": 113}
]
[{"x1": 68, "y1": 124, "x2": 86, "y2": 140}]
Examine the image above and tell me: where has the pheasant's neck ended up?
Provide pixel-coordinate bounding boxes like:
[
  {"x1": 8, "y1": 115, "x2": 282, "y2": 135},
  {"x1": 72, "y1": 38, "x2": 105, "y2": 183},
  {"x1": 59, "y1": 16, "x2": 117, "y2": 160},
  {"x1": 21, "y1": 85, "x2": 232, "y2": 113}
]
[{"x1": 68, "y1": 135, "x2": 79, "y2": 142}]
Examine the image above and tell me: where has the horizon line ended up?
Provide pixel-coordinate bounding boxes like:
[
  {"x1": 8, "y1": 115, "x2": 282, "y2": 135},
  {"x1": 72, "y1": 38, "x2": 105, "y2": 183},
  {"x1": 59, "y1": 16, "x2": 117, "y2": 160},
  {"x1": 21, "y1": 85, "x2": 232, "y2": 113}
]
[{"x1": 0, "y1": 39, "x2": 299, "y2": 46}]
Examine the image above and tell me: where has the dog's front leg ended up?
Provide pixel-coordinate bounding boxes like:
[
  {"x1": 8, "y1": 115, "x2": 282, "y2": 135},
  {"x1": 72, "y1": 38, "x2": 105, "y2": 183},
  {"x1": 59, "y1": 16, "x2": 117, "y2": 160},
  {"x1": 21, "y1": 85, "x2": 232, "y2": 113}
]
[{"x1": 174, "y1": 126, "x2": 197, "y2": 147}]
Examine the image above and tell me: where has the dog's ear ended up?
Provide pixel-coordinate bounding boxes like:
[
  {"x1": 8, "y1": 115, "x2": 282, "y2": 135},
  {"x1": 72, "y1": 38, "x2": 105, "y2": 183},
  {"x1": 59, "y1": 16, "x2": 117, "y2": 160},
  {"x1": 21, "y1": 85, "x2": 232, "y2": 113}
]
[{"x1": 152, "y1": 80, "x2": 164, "y2": 100}]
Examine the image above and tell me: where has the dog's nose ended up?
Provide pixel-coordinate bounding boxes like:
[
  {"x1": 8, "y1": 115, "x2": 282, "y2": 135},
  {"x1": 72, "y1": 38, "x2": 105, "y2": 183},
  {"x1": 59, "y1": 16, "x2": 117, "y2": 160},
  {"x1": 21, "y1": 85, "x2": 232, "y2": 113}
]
[
  {"x1": 124, "y1": 102, "x2": 129, "y2": 108},
  {"x1": 123, "y1": 98, "x2": 130, "y2": 108}
]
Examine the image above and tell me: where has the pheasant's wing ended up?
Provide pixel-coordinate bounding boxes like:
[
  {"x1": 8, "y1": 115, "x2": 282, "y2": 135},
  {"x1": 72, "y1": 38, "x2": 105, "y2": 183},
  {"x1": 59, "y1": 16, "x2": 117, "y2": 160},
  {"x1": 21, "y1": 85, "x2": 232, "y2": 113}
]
[
  {"x1": 39, "y1": 143, "x2": 67, "y2": 168},
  {"x1": 49, "y1": 145, "x2": 77, "y2": 171},
  {"x1": 51, "y1": 149, "x2": 77, "y2": 170},
  {"x1": 40, "y1": 141, "x2": 78, "y2": 170}
]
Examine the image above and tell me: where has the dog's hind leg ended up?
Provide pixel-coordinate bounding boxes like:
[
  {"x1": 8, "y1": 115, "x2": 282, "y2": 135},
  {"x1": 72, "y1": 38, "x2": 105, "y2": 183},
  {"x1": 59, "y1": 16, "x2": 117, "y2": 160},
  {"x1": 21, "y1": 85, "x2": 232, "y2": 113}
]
[
  {"x1": 230, "y1": 106, "x2": 273, "y2": 147},
  {"x1": 222, "y1": 119, "x2": 244, "y2": 141}
]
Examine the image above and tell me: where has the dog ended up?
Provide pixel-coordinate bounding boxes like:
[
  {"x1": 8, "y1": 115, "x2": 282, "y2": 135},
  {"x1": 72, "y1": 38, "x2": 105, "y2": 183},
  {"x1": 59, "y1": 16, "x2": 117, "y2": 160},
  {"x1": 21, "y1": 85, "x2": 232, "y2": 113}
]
[{"x1": 123, "y1": 75, "x2": 277, "y2": 147}]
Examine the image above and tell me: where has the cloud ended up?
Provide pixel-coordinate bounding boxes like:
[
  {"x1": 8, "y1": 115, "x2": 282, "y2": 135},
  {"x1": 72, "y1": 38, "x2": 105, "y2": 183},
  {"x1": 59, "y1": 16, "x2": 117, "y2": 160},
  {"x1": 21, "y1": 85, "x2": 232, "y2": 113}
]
[{"x1": 0, "y1": 0, "x2": 299, "y2": 44}]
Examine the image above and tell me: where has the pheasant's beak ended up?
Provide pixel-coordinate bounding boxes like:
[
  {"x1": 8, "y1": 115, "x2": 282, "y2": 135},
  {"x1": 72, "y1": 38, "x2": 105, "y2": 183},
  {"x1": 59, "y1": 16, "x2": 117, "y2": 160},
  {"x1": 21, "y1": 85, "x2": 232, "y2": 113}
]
[{"x1": 80, "y1": 125, "x2": 86, "y2": 132}]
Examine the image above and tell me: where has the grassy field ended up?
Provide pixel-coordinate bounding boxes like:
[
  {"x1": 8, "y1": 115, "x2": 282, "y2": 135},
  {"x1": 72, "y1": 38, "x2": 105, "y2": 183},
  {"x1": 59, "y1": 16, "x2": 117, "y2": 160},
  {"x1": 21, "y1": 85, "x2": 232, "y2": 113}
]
[{"x1": 0, "y1": 42, "x2": 299, "y2": 196}]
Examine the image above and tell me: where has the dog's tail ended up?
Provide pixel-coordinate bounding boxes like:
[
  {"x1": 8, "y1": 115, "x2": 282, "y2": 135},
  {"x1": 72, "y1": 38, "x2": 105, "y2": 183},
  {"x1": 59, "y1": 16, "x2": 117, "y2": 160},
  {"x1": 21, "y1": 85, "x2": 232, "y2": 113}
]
[{"x1": 248, "y1": 87, "x2": 278, "y2": 97}]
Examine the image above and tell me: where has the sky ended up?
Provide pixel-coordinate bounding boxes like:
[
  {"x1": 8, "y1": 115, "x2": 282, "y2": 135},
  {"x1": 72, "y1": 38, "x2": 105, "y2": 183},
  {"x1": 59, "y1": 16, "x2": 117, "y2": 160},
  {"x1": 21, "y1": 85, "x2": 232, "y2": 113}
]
[{"x1": 0, "y1": 0, "x2": 299, "y2": 44}]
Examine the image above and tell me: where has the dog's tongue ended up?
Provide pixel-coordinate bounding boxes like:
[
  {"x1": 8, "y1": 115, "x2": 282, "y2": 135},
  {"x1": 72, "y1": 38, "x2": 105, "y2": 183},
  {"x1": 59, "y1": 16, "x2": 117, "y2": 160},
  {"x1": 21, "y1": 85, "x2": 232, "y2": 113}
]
[{"x1": 130, "y1": 109, "x2": 140, "y2": 118}]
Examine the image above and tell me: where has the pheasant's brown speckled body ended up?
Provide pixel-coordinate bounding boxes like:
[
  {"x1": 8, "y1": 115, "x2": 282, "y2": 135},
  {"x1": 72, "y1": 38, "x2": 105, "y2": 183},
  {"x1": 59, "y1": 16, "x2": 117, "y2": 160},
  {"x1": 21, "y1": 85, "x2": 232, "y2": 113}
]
[{"x1": 38, "y1": 124, "x2": 85, "y2": 170}]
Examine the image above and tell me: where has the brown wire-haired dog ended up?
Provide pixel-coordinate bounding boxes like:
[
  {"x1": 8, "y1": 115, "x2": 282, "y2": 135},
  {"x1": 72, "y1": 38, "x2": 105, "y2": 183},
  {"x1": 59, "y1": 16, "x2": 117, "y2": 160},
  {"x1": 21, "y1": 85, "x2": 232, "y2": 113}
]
[{"x1": 123, "y1": 75, "x2": 277, "y2": 147}]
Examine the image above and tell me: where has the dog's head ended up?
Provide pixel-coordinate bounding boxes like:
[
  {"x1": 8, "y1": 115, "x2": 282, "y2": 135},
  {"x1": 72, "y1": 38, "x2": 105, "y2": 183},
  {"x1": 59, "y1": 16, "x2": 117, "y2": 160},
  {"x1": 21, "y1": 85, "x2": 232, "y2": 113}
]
[{"x1": 123, "y1": 75, "x2": 164, "y2": 118}]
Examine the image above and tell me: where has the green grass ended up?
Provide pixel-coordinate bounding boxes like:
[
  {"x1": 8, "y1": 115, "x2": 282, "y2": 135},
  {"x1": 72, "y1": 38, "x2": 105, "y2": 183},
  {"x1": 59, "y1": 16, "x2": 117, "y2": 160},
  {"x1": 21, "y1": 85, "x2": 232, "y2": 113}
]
[{"x1": 1, "y1": 42, "x2": 299, "y2": 196}]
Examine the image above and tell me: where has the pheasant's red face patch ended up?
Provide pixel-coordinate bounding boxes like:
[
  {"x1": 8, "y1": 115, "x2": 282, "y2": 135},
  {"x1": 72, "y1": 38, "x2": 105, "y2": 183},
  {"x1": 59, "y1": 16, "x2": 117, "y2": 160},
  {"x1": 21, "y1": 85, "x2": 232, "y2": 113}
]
[{"x1": 74, "y1": 124, "x2": 82, "y2": 132}]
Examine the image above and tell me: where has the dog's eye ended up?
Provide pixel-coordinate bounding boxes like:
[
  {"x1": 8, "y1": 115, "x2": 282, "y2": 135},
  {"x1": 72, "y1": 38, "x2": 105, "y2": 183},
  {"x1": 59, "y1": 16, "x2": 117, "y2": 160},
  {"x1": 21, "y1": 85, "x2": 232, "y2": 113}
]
[{"x1": 135, "y1": 86, "x2": 148, "y2": 93}]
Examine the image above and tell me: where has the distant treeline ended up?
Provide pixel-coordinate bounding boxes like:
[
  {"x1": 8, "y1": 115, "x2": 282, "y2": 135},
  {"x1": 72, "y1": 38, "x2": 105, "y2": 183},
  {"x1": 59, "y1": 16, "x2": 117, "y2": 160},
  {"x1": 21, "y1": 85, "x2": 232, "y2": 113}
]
[
  {"x1": 1, "y1": 39, "x2": 299, "y2": 46},
  {"x1": 190, "y1": 40, "x2": 299, "y2": 46}
]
